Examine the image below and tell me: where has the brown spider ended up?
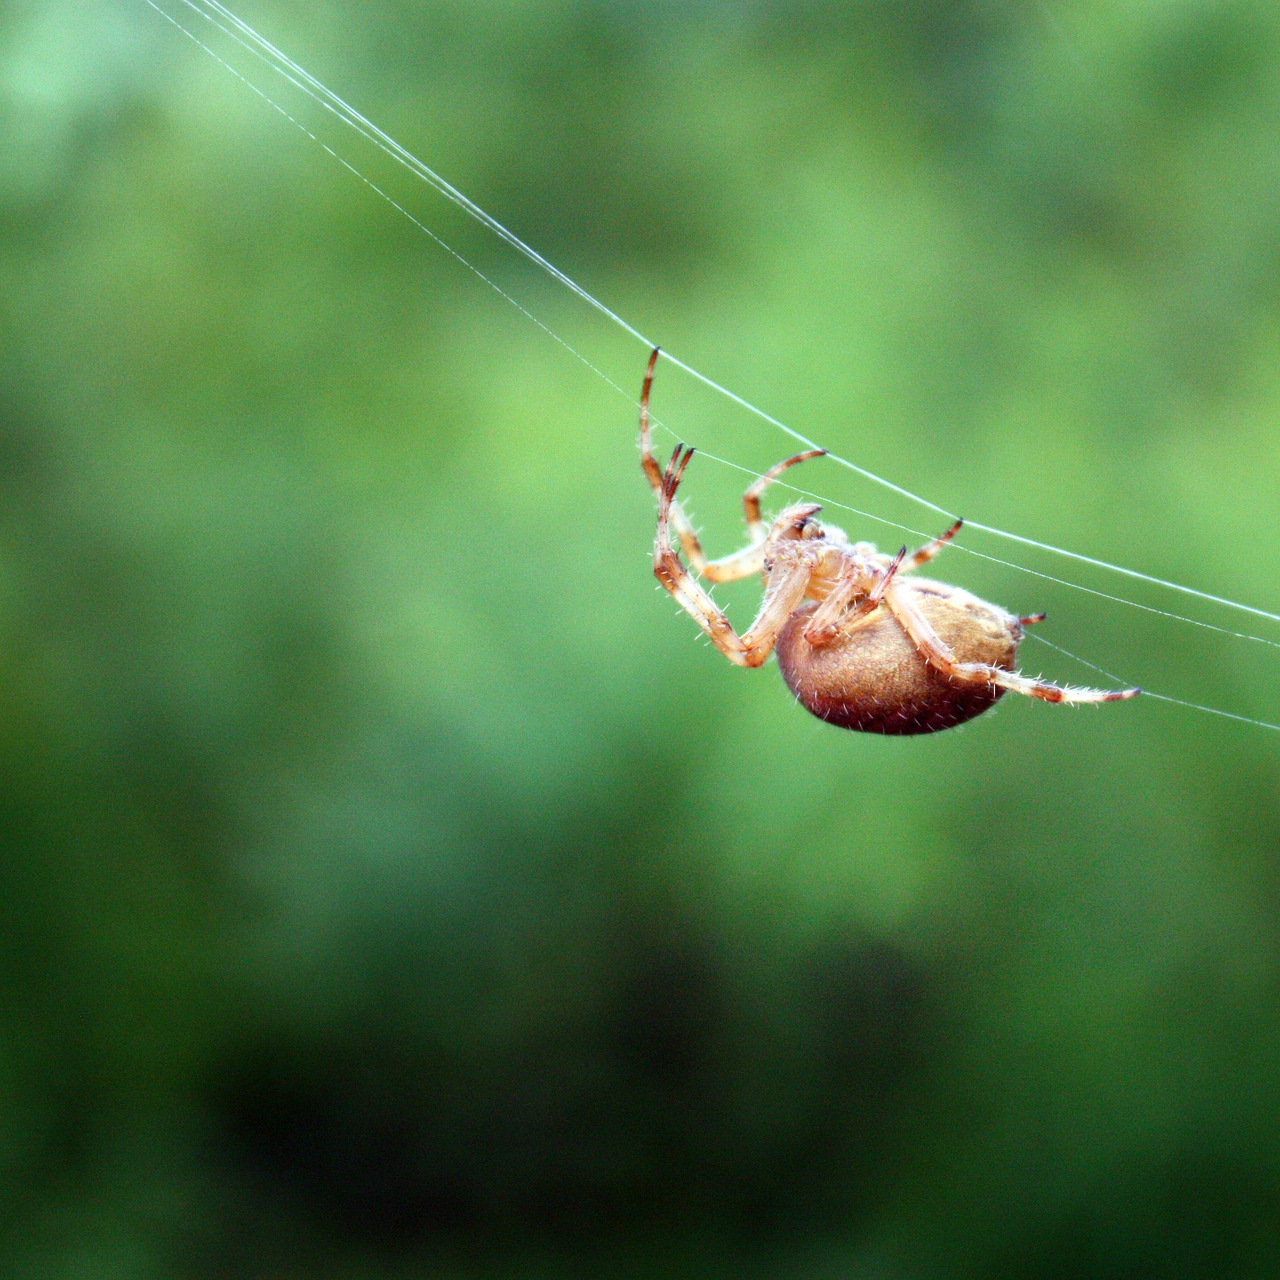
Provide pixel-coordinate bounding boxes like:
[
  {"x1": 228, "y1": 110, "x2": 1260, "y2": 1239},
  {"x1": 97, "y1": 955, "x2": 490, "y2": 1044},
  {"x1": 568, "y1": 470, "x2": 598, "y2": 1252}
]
[{"x1": 639, "y1": 349, "x2": 1139, "y2": 734}]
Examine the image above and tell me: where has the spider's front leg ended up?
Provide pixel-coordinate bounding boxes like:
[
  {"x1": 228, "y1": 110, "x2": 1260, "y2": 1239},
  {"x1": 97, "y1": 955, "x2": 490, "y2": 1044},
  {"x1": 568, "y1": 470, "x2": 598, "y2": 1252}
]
[
  {"x1": 741, "y1": 447, "x2": 827, "y2": 543},
  {"x1": 654, "y1": 445, "x2": 814, "y2": 668},
  {"x1": 638, "y1": 350, "x2": 716, "y2": 573},
  {"x1": 640, "y1": 347, "x2": 822, "y2": 582}
]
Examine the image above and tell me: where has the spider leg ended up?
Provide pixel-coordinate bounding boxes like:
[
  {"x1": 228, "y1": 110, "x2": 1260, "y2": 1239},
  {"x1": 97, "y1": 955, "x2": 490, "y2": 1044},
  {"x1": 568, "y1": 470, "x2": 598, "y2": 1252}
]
[
  {"x1": 639, "y1": 348, "x2": 666, "y2": 494},
  {"x1": 800, "y1": 562, "x2": 869, "y2": 645},
  {"x1": 902, "y1": 518, "x2": 964, "y2": 573},
  {"x1": 639, "y1": 348, "x2": 766, "y2": 582},
  {"x1": 802, "y1": 545, "x2": 909, "y2": 646},
  {"x1": 955, "y1": 662, "x2": 1140, "y2": 704},
  {"x1": 654, "y1": 445, "x2": 815, "y2": 667},
  {"x1": 639, "y1": 348, "x2": 706, "y2": 567},
  {"x1": 882, "y1": 580, "x2": 1140, "y2": 705},
  {"x1": 743, "y1": 448, "x2": 827, "y2": 542}
]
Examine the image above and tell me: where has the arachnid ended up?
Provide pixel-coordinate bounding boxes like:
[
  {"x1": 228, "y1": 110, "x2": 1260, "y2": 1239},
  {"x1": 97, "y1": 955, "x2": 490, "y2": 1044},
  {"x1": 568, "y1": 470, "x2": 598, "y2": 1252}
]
[{"x1": 639, "y1": 349, "x2": 1139, "y2": 735}]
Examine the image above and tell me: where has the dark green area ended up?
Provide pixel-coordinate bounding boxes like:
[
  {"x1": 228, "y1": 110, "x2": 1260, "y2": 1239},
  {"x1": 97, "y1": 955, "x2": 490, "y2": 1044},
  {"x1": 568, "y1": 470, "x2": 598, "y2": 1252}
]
[{"x1": 3, "y1": 1, "x2": 1280, "y2": 1275}]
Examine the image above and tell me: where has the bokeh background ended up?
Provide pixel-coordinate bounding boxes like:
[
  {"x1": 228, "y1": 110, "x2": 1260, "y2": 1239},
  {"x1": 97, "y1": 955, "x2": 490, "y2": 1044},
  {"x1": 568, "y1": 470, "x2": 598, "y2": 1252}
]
[{"x1": 4, "y1": 1, "x2": 1280, "y2": 1276}]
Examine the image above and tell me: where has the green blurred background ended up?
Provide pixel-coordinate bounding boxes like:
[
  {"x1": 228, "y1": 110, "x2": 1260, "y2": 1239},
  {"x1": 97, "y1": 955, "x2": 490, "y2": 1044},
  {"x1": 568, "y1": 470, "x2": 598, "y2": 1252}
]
[{"x1": 4, "y1": 1, "x2": 1280, "y2": 1276}]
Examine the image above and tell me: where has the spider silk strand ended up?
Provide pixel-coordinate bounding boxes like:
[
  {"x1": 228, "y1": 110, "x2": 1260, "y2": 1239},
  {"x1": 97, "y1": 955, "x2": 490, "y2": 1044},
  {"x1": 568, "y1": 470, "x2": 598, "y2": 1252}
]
[
  {"x1": 1027, "y1": 633, "x2": 1280, "y2": 734},
  {"x1": 138, "y1": 0, "x2": 642, "y2": 408}
]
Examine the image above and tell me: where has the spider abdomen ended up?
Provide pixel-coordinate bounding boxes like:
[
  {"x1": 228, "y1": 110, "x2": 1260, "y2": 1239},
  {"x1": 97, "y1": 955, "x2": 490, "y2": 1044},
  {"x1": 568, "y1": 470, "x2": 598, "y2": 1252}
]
[{"x1": 775, "y1": 582, "x2": 1023, "y2": 735}]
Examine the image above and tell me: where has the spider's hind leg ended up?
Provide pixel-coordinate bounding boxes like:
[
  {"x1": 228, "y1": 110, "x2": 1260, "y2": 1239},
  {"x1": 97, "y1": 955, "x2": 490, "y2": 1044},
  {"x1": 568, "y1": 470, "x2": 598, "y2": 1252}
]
[
  {"x1": 882, "y1": 579, "x2": 1140, "y2": 706},
  {"x1": 959, "y1": 664, "x2": 1141, "y2": 705}
]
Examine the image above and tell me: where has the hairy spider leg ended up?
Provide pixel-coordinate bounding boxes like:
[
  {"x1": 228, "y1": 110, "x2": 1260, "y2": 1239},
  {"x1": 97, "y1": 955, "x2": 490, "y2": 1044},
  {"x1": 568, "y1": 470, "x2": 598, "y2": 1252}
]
[
  {"x1": 640, "y1": 348, "x2": 821, "y2": 582},
  {"x1": 900, "y1": 521, "x2": 1054, "y2": 632},
  {"x1": 881, "y1": 579, "x2": 1140, "y2": 705},
  {"x1": 639, "y1": 349, "x2": 703, "y2": 566},
  {"x1": 742, "y1": 448, "x2": 828, "y2": 542},
  {"x1": 638, "y1": 348, "x2": 669, "y2": 494},
  {"x1": 801, "y1": 545, "x2": 909, "y2": 646},
  {"x1": 654, "y1": 445, "x2": 816, "y2": 668},
  {"x1": 903, "y1": 517, "x2": 965, "y2": 572}
]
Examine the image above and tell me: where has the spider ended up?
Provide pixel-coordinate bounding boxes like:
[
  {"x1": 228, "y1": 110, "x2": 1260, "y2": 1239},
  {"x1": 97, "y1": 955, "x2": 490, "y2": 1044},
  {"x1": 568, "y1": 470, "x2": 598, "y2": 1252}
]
[{"x1": 639, "y1": 349, "x2": 1140, "y2": 735}]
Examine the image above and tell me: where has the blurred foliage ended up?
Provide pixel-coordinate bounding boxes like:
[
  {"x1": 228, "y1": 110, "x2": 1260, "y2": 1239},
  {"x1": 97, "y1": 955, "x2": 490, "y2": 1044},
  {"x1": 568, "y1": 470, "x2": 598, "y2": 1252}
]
[{"x1": 3, "y1": 1, "x2": 1280, "y2": 1276}]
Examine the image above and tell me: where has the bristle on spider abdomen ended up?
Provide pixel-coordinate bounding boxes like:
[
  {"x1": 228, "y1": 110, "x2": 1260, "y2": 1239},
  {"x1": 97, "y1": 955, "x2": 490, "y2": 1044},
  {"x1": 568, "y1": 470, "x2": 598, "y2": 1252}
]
[{"x1": 775, "y1": 584, "x2": 1023, "y2": 735}]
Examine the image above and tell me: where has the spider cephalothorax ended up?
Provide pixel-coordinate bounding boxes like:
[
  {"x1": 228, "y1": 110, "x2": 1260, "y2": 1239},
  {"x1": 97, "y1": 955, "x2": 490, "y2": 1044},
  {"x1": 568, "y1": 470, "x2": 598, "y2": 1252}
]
[{"x1": 639, "y1": 349, "x2": 1138, "y2": 735}]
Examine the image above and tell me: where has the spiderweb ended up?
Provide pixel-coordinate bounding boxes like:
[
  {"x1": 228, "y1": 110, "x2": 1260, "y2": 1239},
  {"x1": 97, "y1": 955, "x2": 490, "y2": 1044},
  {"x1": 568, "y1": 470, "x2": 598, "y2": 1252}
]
[{"x1": 139, "y1": 0, "x2": 1280, "y2": 733}]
